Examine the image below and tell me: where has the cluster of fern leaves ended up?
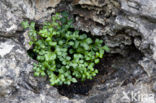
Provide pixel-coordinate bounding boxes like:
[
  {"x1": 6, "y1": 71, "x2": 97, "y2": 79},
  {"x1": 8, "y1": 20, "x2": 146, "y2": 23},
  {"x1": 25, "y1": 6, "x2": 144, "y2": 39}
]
[{"x1": 22, "y1": 12, "x2": 109, "y2": 86}]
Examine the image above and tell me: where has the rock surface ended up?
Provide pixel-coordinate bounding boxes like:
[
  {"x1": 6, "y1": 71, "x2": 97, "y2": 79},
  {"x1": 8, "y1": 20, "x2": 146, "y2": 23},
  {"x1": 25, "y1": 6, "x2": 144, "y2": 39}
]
[
  {"x1": 0, "y1": 38, "x2": 32, "y2": 97},
  {"x1": 0, "y1": 0, "x2": 60, "y2": 36},
  {"x1": 0, "y1": 38, "x2": 83, "y2": 103},
  {"x1": 0, "y1": 0, "x2": 156, "y2": 103}
]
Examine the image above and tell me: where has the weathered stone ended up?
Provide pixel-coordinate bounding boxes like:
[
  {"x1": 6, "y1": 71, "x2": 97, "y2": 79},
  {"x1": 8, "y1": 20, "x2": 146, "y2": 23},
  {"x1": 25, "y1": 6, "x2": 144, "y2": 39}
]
[
  {"x1": 120, "y1": 0, "x2": 156, "y2": 20},
  {"x1": 0, "y1": 37, "x2": 79, "y2": 103},
  {"x1": 153, "y1": 82, "x2": 156, "y2": 92},
  {"x1": 78, "y1": 0, "x2": 105, "y2": 7},
  {"x1": 139, "y1": 58, "x2": 156, "y2": 77},
  {"x1": 0, "y1": 0, "x2": 156, "y2": 102},
  {"x1": 21, "y1": 30, "x2": 31, "y2": 50},
  {"x1": 35, "y1": 0, "x2": 61, "y2": 20},
  {"x1": 72, "y1": 0, "x2": 119, "y2": 36},
  {"x1": 0, "y1": 37, "x2": 33, "y2": 96},
  {"x1": 0, "y1": 0, "x2": 60, "y2": 36},
  {"x1": 0, "y1": 0, "x2": 35, "y2": 35},
  {"x1": 85, "y1": 52, "x2": 155, "y2": 103},
  {"x1": 0, "y1": 78, "x2": 13, "y2": 96},
  {"x1": 0, "y1": 36, "x2": 85, "y2": 103}
]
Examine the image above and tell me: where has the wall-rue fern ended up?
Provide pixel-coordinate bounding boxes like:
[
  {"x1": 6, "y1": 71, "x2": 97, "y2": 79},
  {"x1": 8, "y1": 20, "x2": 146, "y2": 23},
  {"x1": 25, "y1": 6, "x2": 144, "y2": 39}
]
[{"x1": 22, "y1": 12, "x2": 110, "y2": 86}]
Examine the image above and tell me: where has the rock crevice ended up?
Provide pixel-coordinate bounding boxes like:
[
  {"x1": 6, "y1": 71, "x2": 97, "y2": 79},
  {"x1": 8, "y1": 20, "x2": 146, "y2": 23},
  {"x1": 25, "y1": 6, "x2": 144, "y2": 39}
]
[{"x1": 0, "y1": 0, "x2": 156, "y2": 103}]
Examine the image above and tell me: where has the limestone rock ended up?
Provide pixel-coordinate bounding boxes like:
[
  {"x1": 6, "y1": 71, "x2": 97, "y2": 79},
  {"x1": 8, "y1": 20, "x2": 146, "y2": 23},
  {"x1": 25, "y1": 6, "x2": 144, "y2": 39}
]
[
  {"x1": 21, "y1": 30, "x2": 32, "y2": 50},
  {"x1": 139, "y1": 58, "x2": 156, "y2": 77},
  {"x1": 78, "y1": 0, "x2": 105, "y2": 7},
  {"x1": 153, "y1": 82, "x2": 156, "y2": 92},
  {"x1": 87, "y1": 82, "x2": 155, "y2": 103},
  {"x1": 72, "y1": 0, "x2": 120, "y2": 36},
  {"x1": 0, "y1": 0, "x2": 35, "y2": 35},
  {"x1": 0, "y1": 37, "x2": 33, "y2": 96},
  {"x1": 0, "y1": 37, "x2": 77, "y2": 103},
  {"x1": 0, "y1": 0, "x2": 61, "y2": 36},
  {"x1": 120, "y1": 0, "x2": 156, "y2": 20},
  {"x1": 35, "y1": 0, "x2": 60, "y2": 20},
  {"x1": 0, "y1": 0, "x2": 156, "y2": 103}
]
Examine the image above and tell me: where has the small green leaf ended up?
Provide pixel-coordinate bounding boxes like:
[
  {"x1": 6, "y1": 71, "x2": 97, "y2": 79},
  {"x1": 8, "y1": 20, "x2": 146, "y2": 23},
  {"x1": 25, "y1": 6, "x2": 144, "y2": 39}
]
[
  {"x1": 21, "y1": 21, "x2": 29, "y2": 29},
  {"x1": 30, "y1": 22, "x2": 35, "y2": 29},
  {"x1": 29, "y1": 41, "x2": 33, "y2": 46},
  {"x1": 72, "y1": 78, "x2": 77, "y2": 83},
  {"x1": 86, "y1": 38, "x2": 92, "y2": 44},
  {"x1": 94, "y1": 59, "x2": 99, "y2": 64},
  {"x1": 46, "y1": 37, "x2": 51, "y2": 42},
  {"x1": 82, "y1": 43, "x2": 89, "y2": 50},
  {"x1": 41, "y1": 72, "x2": 46, "y2": 76},
  {"x1": 45, "y1": 52, "x2": 56, "y2": 61},
  {"x1": 103, "y1": 45, "x2": 110, "y2": 52},
  {"x1": 34, "y1": 72, "x2": 40, "y2": 77},
  {"x1": 69, "y1": 41, "x2": 74, "y2": 46},
  {"x1": 80, "y1": 34, "x2": 87, "y2": 39},
  {"x1": 69, "y1": 49, "x2": 74, "y2": 54}
]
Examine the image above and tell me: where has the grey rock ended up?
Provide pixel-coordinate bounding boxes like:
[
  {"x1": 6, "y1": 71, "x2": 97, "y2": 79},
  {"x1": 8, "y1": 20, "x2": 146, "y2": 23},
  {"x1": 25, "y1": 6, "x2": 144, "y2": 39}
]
[
  {"x1": 64, "y1": 2, "x2": 155, "y2": 101},
  {"x1": 22, "y1": 30, "x2": 32, "y2": 50},
  {"x1": 0, "y1": 0, "x2": 60, "y2": 36},
  {"x1": 85, "y1": 54, "x2": 155, "y2": 103},
  {"x1": 153, "y1": 82, "x2": 156, "y2": 92},
  {"x1": 115, "y1": 0, "x2": 156, "y2": 59},
  {"x1": 115, "y1": 14, "x2": 155, "y2": 56},
  {"x1": 0, "y1": 78, "x2": 13, "y2": 97},
  {"x1": 0, "y1": 37, "x2": 33, "y2": 96},
  {"x1": 73, "y1": 0, "x2": 120, "y2": 36},
  {"x1": 0, "y1": 0, "x2": 35, "y2": 35},
  {"x1": 0, "y1": 38, "x2": 76, "y2": 103},
  {"x1": 0, "y1": 0, "x2": 156, "y2": 103},
  {"x1": 78, "y1": 0, "x2": 105, "y2": 7},
  {"x1": 120, "y1": 0, "x2": 156, "y2": 20},
  {"x1": 139, "y1": 58, "x2": 156, "y2": 77},
  {"x1": 87, "y1": 82, "x2": 155, "y2": 103},
  {"x1": 34, "y1": 0, "x2": 61, "y2": 21},
  {"x1": 115, "y1": 0, "x2": 156, "y2": 78}
]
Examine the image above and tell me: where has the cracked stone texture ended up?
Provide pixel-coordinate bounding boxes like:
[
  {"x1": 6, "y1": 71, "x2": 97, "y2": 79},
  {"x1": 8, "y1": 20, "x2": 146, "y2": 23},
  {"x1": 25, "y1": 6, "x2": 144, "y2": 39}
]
[
  {"x1": 0, "y1": 38, "x2": 84, "y2": 103},
  {"x1": 0, "y1": 0, "x2": 60, "y2": 36},
  {"x1": 0, "y1": 37, "x2": 33, "y2": 97},
  {"x1": 0, "y1": 0, "x2": 156, "y2": 103},
  {"x1": 115, "y1": 0, "x2": 156, "y2": 78},
  {"x1": 72, "y1": 0, "x2": 120, "y2": 36}
]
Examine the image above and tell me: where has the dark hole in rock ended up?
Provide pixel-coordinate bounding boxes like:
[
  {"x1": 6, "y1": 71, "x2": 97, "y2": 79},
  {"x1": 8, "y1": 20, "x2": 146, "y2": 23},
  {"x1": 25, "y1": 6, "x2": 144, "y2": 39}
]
[
  {"x1": 35, "y1": 23, "x2": 40, "y2": 32},
  {"x1": 47, "y1": 7, "x2": 53, "y2": 10},
  {"x1": 55, "y1": 80, "x2": 94, "y2": 98},
  {"x1": 85, "y1": 45, "x2": 145, "y2": 103},
  {"x1": 27, "y1": 49, "x2": 37, "y2": 60}
]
